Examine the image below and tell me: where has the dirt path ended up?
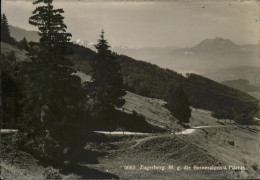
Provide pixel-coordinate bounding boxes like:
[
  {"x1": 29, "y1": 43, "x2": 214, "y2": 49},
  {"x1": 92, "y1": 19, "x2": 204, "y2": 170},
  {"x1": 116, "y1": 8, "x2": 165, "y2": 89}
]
[
  {"x1": 93, "y1": 131, "x2": 151, "y2": 135},
  {"x1": 93, "y1": 125, "x2": 237, "y2": 136}
]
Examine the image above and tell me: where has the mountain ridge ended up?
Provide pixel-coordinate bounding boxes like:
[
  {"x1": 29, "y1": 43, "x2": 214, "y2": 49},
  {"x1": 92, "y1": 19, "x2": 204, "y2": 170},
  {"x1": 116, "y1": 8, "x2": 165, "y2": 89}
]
[
  {"x1": 9, "y1": 25, "x2": 39, "y2": 42},
  {"x1": 8, "y1": 25, "x2": 258, "y2": 53},
  {"x1": 191, "y1": 37, "x2": 238, "y2": 51}
]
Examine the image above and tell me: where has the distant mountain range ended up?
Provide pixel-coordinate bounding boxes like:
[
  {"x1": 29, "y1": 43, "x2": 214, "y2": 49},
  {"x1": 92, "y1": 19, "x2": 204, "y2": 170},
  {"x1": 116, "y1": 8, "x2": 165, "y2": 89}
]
[
  {"x1": 9, "y1": 25, "x2": 260, "y2": 78},
  {"x1": 191, "y1": 38, "x2": 237, "y2": 51},
  {"x1": 72, "y1": 39, "x2": 179, "y2": 61},
  {"x1": 9, "y1": 25, "x2": 39, "y2": 42},
  {"x1": 152, "y1": 38, "x2": 259, "y2": 74},
  {"x1": 74, "y1": 37, "x2": 259, "y2": 74},
  {"x1": 97, "y1": 37, "x2": 260, "y2": 99}
]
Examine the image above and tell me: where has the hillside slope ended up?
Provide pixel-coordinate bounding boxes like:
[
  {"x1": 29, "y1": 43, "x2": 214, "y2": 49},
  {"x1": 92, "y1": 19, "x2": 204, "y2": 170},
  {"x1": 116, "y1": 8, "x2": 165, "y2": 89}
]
[
  {"x1": 1, "y1": 42, "x2": 28, "y2": 61},
  {"x1": 116, "y1": 55, "x2": 259, "y2": 122},
  {"x1": 72, "y1": 46, "x2": 258, "y2": 124},
  {"x1": 1, "y1": 41, "x2": 259, "y2": 124},
  {"x1": 73, "y1": 70, "x2": 224, "y2": 132}
]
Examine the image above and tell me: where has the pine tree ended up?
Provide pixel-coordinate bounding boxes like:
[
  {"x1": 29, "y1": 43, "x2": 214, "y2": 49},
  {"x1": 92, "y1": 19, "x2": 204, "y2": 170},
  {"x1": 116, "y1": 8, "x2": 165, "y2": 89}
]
[
  {"x1": 18, "y1": 37, "x2": 29, "y2": 51},
  {"x1": 21, "y1": 0, "x2": 85, "y2": 135},
  {"x1": 29, "y1": 0, "x2": 72, "y2": 61},
  {"x1": 1, "y1": 14, "x2": 15, "y2": 44},
  {"x1": 92, "y1": 30, "x2": 126, "y2": 119},
  {"x1": 167, "y1": 85, "x2": 191, "y2": 124}
]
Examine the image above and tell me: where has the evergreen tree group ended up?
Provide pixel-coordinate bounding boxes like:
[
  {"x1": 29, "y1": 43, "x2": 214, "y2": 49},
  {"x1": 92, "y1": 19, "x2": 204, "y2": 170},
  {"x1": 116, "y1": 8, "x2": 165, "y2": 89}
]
[
  {"x1": 167, "y1": 85, "x2": 191, "y2": 124},
  {"x1": 1, "y1": 2, "x2": 127, "y2": 135},
  {"x1": 1, "y1": 52, "x2": 22, "y2": 129}
]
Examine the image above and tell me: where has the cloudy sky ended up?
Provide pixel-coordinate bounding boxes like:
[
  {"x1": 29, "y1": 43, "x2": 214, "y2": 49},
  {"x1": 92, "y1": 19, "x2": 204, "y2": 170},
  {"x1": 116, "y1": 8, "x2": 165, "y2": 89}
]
[{"x1": 1, "y1": 0, "x2": 259, "y2": 48}]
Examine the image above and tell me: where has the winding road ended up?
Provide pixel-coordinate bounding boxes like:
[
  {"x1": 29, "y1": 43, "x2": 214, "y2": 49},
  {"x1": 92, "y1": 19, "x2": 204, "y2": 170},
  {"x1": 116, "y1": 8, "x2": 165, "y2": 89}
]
[
  {"x1": 2, "y1": 124, "x2": 256, "y2": 136},
  {"x1": 94, "y1": 125, "x2": 237, "y2": 136}
]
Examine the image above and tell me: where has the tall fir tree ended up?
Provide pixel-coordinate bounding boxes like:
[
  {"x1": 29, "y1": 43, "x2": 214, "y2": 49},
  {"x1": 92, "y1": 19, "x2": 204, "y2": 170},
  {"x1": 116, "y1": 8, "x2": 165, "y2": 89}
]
[
  {"x1": 1, "y1": 14, "x2": 15, "y2": 44},
  {"x1": 167, "y1": 84, "x2": 191, "y2": 124},
  {"x1": 20, "y1": 0, "x2": 85, "y2": 135},
  {"x1": 92, "y1": 30, "x2": 126, "y2": 120}
]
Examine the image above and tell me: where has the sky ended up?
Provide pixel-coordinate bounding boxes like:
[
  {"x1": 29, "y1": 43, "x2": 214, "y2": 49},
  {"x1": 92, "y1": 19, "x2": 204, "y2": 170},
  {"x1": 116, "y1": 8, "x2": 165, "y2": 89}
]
[{"x1": 1, "y1": 0, "x2": 259, "y2": 48}]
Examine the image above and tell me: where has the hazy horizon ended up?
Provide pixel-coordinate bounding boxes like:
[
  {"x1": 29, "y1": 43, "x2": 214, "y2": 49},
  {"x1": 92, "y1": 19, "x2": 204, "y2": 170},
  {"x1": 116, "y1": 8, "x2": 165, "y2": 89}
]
[{"x1": 2, "y1": 0, "x2": 259, "y2": 48}]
